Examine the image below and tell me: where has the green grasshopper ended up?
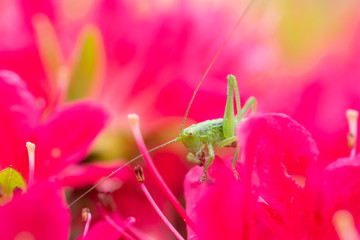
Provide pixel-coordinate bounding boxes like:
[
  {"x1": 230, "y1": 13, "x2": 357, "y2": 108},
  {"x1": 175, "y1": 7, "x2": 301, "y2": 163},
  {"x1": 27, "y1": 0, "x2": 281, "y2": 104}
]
[{"x1": 177, "y1": 74, "x2": 256, "y2": 181}]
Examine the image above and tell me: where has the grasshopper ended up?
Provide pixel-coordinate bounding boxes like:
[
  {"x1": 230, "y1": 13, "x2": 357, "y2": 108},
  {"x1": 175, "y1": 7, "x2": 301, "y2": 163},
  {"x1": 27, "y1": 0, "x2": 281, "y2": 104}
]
[{"x1": 178, "y1": 74, "x2": 256, "y2": 182}]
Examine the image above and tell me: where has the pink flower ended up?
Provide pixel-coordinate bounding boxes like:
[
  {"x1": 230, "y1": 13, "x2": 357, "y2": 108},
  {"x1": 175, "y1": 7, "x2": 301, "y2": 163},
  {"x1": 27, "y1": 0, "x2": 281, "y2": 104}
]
[
  {"x1": 0, "y1": 181, "x2": 70, "y2": 240},
  {"x1": 0, "y1": 70, "x2": 108, "y2": 184}
]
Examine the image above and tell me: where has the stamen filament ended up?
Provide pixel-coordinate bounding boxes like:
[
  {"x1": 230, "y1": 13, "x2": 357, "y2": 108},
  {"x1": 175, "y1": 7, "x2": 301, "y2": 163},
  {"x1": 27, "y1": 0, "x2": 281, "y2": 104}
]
[
  {"x1": 128, "y1": 114, "x2": 196, "y2": 232},
  {"x1": 135, "y1": 165, "x2": 184, "y2": 240},
  {"x1": 346, "y1": 109, "x2": 359, "y2": 157},
  {"x1": 141, "y1": 183, "x2": 185, "y2": 240},
  {"x1": 26, "y1": 142, "x2": 36, "y2": 187},
  {"x1": 333, "y1": 210, "x2": 360, "y2": 240},
  {"x1": 82, "y1": 208, "x2": 92, "y2": 238}
]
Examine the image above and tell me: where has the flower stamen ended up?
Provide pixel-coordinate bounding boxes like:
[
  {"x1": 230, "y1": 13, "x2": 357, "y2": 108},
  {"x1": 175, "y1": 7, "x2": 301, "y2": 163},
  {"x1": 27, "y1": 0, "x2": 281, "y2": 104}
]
[
  {"x1": 26, "y1": 142, "x2": 36, "y2": 187},
  {"x1": 134, "y1": 165, "x2": 185, "y2": 240},
  {"x1": 346, "y1": 109, "x2": 359, "y2": 157},
  {"x1": 82, "y1": 208, "x2": 92, "y2": 238},
  {"x1": 128, "y1": 114, "x2": 196, "y2": 232}
]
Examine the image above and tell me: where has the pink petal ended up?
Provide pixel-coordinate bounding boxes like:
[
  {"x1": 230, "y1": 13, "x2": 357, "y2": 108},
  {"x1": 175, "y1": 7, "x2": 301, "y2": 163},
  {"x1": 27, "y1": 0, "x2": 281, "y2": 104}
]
[
  {"x1": 322, "y1": 154, "x2": 360, "y2": 215},
  {"x1": 78, "y1": 220, "x2": 122, "y2": 240},
  {"x1": 237, "y1": 113, "x2": 318, "y2": 201},
  {"x1": 32, "y1": 101, "x2": 109, "y2": 179},
  {"x1": 57, "y1": 161, "x2": 132, "y2": 188},
  {"x1": 237, "y1": 113, "x2": 319, "y2": 238},
  {"x1": 0, "y1": 71, "x2": 40, "y2": 176},
  {"x1": 0, "y1": 181, "x2": 70, "y2": 240},
  {"x1": 184, "y1": 158, "x2": 256, "y2": 240},
  {"x1": 0, "y1": 0, "x2": 52, "y2": 108},
  {"x1": 294, "y1": 155, "x2": 360, "y2": 239}
]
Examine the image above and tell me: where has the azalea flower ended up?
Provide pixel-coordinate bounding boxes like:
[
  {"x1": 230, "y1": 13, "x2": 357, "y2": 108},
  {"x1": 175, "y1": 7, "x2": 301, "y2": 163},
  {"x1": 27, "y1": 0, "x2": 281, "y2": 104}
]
[
  {"x1": 2, "y1": 0, "x2": 360, "y2": 239},
  {"x1": 0, "y1": 70, "x2": 108, "y2": 185}
]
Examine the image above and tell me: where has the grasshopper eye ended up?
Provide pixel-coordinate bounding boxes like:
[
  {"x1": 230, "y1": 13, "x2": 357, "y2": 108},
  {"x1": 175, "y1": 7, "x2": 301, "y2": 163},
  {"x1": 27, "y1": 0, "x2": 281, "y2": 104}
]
[{"x1": 188, "y1": 130, "x2": 194, "y2": 137}]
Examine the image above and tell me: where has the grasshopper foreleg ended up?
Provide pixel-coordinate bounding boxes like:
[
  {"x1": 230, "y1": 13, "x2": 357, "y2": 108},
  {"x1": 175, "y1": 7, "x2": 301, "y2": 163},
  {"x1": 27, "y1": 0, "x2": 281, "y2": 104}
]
[
  {"x1": 200, "y1": 143, "x2": 214, "y2": 182},
  {"x1": 187, "y1": 151, "x2": 206, "y2": 166}
]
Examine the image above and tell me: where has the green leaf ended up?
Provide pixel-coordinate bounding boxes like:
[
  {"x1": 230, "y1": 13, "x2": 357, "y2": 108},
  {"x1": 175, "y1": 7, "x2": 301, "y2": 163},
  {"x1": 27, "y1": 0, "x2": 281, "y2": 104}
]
[{"x1": 0, "y1": 167, "x2": 26, "y2": 205}]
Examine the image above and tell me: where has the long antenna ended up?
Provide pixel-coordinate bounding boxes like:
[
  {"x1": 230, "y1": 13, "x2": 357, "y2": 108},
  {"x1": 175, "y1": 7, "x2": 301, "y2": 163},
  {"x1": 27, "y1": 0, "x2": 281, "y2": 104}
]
[
  {"x1": 180, "y1": 0, "x2": 257, "y2": 133},
  {"x1": 68, "y1": 138, "x2": 179, "y2": 208}
]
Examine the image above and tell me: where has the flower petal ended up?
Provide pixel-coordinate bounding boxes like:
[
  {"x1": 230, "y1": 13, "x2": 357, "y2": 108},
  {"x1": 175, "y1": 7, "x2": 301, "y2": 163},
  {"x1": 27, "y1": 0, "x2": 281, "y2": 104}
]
[
  {"x1": 0, "y1": 181, "x2": 70, "y2": 240},
  {"x1": 32, "y1": 101, "x2": 109, "y2": 179},
  {"x1": 78, "y1": 220, "x2": 122, "y2": 240},
  {"x1": 0, "y1": 71, "x2": 40, "y2": 175},
  {"x1": 184, "y1": 158, "x2": 257, "y2": 240},
  {"x1": 237, "y1": 113, "x2": 319, "y2": 238},
  {"x1": 322, "y1": 154, "x2": 360, "y2": 213},
  {"x1": 57, "y1": 161, "x2": 132, "y2": 188},
  {"x1": 237, "y1": 113, "x2": 318, "y2": 201}
]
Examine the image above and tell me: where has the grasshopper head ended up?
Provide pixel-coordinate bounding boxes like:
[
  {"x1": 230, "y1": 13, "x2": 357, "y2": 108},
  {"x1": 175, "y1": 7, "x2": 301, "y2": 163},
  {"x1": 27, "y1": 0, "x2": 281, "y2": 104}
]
[{"x1": 180, "y1": 128, "x2": 202, "y2": 154}]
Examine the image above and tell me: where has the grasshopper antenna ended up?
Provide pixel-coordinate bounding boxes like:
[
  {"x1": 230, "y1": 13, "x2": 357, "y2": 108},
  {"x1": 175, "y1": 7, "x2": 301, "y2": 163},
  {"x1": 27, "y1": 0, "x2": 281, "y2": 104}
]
[
  {"x1": 68, "y1": 137, "x2": 180, "y2": 208},
  {"x1": 180, "y1": 0, "x2": 257, "y2": 133}
]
